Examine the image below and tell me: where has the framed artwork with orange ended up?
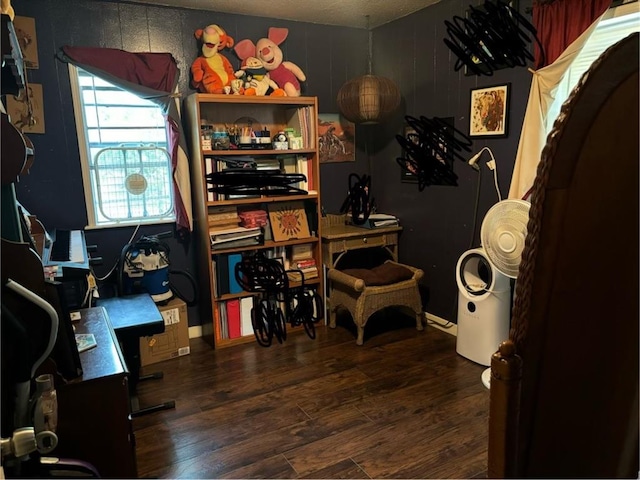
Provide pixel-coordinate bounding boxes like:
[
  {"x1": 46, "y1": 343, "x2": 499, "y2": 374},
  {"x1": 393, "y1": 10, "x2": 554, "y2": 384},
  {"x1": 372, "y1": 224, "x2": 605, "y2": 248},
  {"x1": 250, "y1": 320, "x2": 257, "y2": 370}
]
[
  {"x1": 268, "y1": 201, "x2": 311, "y2": 241},
  {"x1": 469, "y1": 83, "x2": 509, "y2": 138}
]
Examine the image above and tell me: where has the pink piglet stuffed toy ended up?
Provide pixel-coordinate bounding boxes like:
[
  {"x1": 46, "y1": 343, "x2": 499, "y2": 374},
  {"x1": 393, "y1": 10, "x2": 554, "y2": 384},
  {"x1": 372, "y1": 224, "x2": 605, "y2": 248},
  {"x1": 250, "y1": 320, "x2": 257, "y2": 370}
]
[{"x1": 235, "y1": 27, "x2": 306, "y2": 97}]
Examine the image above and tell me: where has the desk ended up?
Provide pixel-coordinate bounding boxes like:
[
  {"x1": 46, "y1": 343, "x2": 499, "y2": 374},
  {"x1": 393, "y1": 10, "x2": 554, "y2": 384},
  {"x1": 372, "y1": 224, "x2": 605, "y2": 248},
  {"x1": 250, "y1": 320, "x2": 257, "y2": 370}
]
[
  {"x1": 97, "y1": 294, "x2": 175, "y2": 416},
  {"x1": 56, "y1": 307, "x2": 137, "y2": 478},
  {"x1": 321, "y1": 216, "x2": 403, "y2": 322},
  {"x1": 321, "y1": 220, "x2": 402, "y2": 269}
]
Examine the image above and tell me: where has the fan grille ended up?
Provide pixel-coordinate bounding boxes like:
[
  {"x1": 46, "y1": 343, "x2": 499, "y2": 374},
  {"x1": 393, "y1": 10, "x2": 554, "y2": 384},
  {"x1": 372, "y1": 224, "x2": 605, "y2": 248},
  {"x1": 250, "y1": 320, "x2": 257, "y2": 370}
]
[{"x1": 480, "y1": 199, "x2": 530, "y2": 278}]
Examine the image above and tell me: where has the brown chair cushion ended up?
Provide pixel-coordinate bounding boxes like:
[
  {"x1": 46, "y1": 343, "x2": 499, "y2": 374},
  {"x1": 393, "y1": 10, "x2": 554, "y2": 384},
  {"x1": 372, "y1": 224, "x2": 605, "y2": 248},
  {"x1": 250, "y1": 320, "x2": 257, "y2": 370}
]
[
  {"x1": 340, "y1": 268, "x2": 379, "y2": 285},
  {"x1": 341, "y1": 262, "x2": 414, "y2": 286}
]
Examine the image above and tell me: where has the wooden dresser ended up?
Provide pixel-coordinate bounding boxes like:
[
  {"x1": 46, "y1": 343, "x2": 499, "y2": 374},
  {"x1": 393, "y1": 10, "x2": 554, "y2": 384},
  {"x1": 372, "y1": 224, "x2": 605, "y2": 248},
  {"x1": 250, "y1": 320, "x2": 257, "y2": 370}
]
[{"x1": 55, "y1": 307, "x2": 137, "y2": 478}]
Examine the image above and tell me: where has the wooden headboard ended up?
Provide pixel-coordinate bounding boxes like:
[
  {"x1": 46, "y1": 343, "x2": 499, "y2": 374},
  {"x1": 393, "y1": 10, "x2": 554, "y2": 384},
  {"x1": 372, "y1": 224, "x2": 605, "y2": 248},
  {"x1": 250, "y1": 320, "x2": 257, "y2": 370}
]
[{"x1": 488, "y1": 32, "x2": 639, "y2": 478}]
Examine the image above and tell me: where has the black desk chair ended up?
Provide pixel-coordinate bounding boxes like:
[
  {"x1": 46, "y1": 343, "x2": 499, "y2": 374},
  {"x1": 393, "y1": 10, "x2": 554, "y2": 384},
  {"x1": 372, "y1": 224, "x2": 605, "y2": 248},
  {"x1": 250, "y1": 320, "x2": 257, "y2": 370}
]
[{"x1": 97, "y1": 293, "x2": 176, "y2": 417}]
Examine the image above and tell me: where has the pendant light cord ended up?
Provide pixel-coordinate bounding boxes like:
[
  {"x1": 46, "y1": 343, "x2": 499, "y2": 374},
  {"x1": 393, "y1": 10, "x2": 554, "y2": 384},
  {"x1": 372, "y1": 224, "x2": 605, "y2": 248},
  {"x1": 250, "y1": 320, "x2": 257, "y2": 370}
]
[{"x1": 367, "y1": 15, "x2": 373, "y2": 75}]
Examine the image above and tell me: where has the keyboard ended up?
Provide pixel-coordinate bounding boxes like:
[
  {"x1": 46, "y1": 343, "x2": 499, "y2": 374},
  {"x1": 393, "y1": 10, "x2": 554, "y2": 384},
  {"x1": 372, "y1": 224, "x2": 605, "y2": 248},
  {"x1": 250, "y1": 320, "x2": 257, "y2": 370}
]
[{"x1": 44, "y1": 229, "x2": 89, "y2": 269}]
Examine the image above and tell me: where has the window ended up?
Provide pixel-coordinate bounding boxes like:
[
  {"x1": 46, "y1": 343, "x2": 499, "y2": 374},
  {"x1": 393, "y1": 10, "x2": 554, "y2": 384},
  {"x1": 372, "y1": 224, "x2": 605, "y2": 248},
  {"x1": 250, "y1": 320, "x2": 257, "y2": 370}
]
[
  {"x1": 546, "y1": 3, "x2": 640, "y2": 132},
  {"x1": 69, "y1": 65, "x2": 175, "y2": 228}
]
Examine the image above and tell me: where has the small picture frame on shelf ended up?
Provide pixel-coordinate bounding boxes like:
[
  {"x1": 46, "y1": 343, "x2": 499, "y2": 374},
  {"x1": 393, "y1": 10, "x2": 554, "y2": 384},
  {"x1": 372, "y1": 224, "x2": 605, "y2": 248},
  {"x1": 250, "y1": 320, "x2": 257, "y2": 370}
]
[{"x1": 469, "y1": 84, "x2": 510, "y2": 138}]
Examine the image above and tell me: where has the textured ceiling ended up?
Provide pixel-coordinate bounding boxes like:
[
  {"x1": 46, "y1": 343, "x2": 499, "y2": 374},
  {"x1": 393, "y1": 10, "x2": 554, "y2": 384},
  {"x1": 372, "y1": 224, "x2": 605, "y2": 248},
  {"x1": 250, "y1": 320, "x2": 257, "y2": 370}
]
[{"x1": 131, "y1": 0, "x2": 441, "y2": 29}]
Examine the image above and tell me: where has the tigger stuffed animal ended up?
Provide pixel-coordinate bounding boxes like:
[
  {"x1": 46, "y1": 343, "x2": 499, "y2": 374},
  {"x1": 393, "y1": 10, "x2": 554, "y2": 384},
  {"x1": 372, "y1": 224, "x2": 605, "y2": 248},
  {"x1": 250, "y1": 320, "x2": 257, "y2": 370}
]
[{"x1": 190, "y1": 24, "x2": 235, "y2": 94}]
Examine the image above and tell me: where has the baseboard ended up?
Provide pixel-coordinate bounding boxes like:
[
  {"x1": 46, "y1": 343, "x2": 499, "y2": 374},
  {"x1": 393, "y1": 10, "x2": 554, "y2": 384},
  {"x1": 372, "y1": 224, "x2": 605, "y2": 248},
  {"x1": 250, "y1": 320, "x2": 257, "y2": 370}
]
[
  {"x1": 189, "y1": 325, "x2": 203, "y2": 339},
  {"x1": 424, "y1": 312, "x2": 457, "y2": 336},
  {"x1": 189, "y1": 316, "x2": 455, "y2": 340}
]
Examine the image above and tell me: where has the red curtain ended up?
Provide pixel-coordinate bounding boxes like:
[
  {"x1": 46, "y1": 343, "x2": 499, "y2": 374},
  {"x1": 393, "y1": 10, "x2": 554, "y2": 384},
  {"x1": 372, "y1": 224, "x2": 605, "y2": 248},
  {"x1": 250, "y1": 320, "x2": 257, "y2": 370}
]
[{"x1": 534, "y1": 0, "x2": 612, "y2": 69}]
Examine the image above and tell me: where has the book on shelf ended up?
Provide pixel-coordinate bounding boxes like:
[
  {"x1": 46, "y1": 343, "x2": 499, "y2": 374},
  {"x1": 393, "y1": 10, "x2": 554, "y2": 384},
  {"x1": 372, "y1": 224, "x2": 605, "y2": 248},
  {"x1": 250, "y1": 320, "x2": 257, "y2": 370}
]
[
  {"x1": 295, "y1": 155, "x2": 312, "y2": 193},
  {"x1": 287, "y1": 268, "x2": 319, "y2": 282},
  {"x1": 240, "y1": 296, "x2": 254, "y2": 337},
  {"x1": 255, "y1": 158, "x2": 280, "y2": 170},
  {"x1": 227, "y1": 254, "x2": 243, "y2": 294},
  {"x1": 211, "y1": 258, "x2": 218, "y2": 297},
  {"x1": 286, "y1": 108, "x2": 307, "y2": 148},
  {"x1": 211, "y1": 235, "x2": 262, "y2": 251},
  {"x1": 209, "y1": 206, "x2": 239, "y2": 229},
  {"x1": 280, "y1": 155, "x2": 297, "y2": 173},
  {"x1": 75, "y1": 333, "x2": 97, "y2": 353},
  {"x1": 214, "y1": 256, "x2": 230, "y2": 296},
  {"x1": 219, "y1": 305, "x2": 227, "y2": 339},
  {"x1": 226, "y1": 299, "x2": 241, "y2": 339},
  {"x1": 205, "y1": 157, "x2": 215, "y2": 201},
  {"x1": 268, "y1": 201, "x2": 311, "y2": 242},
  {"x1": 290, "y1": 105, "x2": 315, "y2": 149},
  {"x1": 210, "y1": 226, "x2": 262, "y2": 245},
  {"x1": 291, "y1": 243, "x2": 314, "y2": 261},
  {"x1": 210, "y1": 206, "x2": 239, "y2": 217},
  {"x1": 209, "y1": 217, "x2": 240, "y2": 229},
  {"x1": 291, "y1": 258, "x2": 316, "y2": 269},
  {"x1": 266, "y1": 245, "x2": 287, "y2": 269}
]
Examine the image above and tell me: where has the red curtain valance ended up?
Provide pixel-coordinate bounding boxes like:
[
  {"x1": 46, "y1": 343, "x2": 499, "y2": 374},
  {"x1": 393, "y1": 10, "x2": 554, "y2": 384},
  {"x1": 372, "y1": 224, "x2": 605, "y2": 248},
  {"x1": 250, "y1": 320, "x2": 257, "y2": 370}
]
[{"x1": 534, "y1": 0, "x2": 612, "y2": 69}]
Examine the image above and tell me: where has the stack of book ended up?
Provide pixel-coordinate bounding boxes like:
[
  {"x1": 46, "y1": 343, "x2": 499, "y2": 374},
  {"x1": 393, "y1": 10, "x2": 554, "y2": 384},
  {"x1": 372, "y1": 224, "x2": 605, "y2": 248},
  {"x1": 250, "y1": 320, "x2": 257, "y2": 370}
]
[
  {"x1": 210, "y1": 226, "x2": 262, "y2": 250},
  {"x1": 287, "y1": 258, "x2": 318, "y2": 282},
  {"x1": 286, "y1": 243, "x2": 318, "y2": 282},
  {"x1": 208, "y1": 206, "x2": 239, "y2": 230}
]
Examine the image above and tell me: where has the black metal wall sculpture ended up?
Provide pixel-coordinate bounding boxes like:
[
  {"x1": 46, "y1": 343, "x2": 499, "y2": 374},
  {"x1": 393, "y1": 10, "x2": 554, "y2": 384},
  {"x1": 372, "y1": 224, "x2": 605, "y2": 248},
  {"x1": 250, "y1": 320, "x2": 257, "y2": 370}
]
[
  {"x1": 396, "y1": 115, "x2": 473, "y2": 191},
  {"x1": 443, "y1": 0, "x2": 542, "y2": 76}
]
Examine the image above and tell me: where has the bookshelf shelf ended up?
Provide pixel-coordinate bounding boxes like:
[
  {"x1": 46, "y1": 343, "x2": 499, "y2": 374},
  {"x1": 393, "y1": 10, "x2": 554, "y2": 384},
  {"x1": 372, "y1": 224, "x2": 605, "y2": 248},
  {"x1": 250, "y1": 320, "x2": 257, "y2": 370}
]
[
  {"x1": 203, "y1": 148, "x2": 316, "y2": 156},
  {"x1": 205, "y1": 193, "x2": 318, "y2": 207},
  {"x1": 185, "y1": 93, "x2": 323, "y2": 349}
]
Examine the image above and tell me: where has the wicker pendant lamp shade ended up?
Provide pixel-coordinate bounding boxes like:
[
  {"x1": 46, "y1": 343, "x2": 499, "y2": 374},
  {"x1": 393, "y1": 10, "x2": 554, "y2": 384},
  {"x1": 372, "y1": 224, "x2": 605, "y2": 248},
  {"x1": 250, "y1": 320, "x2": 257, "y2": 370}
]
[
  {"x1": 336, "y1": 18, "x2": 400, "y2": 125},
  {"x1": 337, "y1": 74, "x2": 401, "y2": 124}
]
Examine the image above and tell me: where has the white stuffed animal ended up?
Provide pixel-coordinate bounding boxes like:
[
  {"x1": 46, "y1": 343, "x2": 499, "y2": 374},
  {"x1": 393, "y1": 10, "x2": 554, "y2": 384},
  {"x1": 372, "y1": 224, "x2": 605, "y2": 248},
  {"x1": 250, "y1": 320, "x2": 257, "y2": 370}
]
[
  {"x1": 234, "y1": 56, "x2": 284, "y2": 96},
  {"x1": 235, "y1": 27, "x2": 306, "y2": 97}
]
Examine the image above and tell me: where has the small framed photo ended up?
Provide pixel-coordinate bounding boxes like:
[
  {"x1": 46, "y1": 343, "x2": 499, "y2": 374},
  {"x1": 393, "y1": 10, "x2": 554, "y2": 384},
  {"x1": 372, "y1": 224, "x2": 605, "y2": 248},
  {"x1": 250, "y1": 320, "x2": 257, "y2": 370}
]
[
  {"x1": 400, "y1": 126, "x2": 420, "y2": 183},
  {"x1": 469, "y1": 84, "x2": 510, "y2": 138},
  {"x1": 399, "y1": 117, "x2": 456, "y2": 186}
]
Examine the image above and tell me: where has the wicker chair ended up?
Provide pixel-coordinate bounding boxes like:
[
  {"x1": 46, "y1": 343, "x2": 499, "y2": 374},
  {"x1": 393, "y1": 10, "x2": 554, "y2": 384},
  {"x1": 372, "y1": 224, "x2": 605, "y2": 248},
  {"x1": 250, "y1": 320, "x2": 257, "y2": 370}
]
[{"x1": 327, "y1": 260, "x2": 424, "y2": 345}]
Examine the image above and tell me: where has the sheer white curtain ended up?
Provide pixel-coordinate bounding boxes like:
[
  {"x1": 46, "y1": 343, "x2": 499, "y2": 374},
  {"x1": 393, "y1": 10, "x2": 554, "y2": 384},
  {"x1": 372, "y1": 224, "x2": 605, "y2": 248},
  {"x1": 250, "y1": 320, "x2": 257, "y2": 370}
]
[{"x1": 508, "y1": 13, "x2": 606, "y2": 200}]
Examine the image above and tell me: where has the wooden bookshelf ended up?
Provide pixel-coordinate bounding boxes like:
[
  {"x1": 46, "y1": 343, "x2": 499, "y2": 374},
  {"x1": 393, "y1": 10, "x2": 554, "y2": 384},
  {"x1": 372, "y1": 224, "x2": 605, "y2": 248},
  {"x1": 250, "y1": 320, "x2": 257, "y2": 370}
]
[{"x1": 184, "y1": 94, "x2": 323, "y2": 348}]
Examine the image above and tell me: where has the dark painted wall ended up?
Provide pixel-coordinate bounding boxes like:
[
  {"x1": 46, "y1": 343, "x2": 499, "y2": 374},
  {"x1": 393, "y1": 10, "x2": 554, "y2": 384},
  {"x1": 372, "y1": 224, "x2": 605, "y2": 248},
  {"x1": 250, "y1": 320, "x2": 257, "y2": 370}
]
[
  {"x1": 9, "y1": 0, "x2": 369, "y2": 327},
  {"x1": 369, "y1": 0, "x2": 533, "y2": 321},
  {"x1": 9, "y1": 0, "x2": 533, "y2": 326}
]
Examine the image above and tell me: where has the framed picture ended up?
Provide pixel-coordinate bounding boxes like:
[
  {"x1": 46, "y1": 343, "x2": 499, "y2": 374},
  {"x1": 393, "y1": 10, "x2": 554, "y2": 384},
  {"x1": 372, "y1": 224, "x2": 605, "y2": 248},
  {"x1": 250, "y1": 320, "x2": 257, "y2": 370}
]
[
  {"x1": 318, "y1": 113, "x2": 355, "y2": 163},
  {"x1": 6, "y1": 83, "x2": 45, "y2": 134},
  {"x1": 268, "y1": 201, "x2": 311, "y2": 241},
  {"x1": 13, "y1": 16, "x2": 39, "y2": 69},
  {"x1": 469, "y1": 84, "x2": 509, "y2": 138},
  {"x1": 400, "y1": 126, "x2": 420, "y2": 183},
  {"x1": 464, "y1": 1, "x2": 519, "y2": 76},
  {"x1": 400, "y1": 117, "x2": 455, "y2": 184}
]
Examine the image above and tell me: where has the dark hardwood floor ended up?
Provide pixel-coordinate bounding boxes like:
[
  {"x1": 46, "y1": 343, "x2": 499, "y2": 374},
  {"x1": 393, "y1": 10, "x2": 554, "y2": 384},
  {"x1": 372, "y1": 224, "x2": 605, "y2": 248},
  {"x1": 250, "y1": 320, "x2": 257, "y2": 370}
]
[{"x1": 133, "y1": 312, "x2": 489, "y2": 479}]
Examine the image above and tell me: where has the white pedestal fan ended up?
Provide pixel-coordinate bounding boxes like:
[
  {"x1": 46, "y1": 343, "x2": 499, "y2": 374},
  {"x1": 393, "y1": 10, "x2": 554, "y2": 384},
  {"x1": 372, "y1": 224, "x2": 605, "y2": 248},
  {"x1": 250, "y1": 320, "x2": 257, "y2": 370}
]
[{"x1": 456, "y1": 199, "x2": 530, "y2": 388}]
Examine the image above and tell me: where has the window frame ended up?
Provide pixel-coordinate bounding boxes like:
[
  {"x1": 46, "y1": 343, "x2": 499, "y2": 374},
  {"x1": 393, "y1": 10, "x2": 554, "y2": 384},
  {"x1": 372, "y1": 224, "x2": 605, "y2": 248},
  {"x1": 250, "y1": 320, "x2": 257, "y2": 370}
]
[{"x1": 68, "y1": 64, "x2": 176, "y2": 230}]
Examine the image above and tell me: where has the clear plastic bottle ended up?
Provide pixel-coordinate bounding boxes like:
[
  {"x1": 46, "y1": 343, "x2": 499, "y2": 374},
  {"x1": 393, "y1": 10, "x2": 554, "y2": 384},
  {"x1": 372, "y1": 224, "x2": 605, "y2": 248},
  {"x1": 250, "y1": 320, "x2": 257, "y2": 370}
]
[{"x1": 33, "y1": 374, "x2": 58, "y2": 433}]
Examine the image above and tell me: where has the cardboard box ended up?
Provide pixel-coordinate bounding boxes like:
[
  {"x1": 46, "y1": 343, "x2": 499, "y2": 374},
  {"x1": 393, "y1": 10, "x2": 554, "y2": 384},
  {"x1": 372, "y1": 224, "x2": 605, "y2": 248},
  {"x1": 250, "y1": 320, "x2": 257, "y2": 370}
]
[{"x1": 139, "y1": 297, "x2": 190, "y2": 367}]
